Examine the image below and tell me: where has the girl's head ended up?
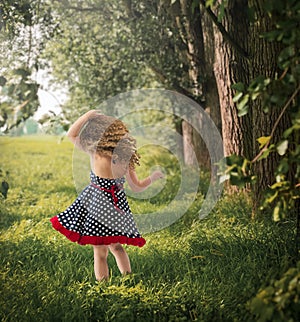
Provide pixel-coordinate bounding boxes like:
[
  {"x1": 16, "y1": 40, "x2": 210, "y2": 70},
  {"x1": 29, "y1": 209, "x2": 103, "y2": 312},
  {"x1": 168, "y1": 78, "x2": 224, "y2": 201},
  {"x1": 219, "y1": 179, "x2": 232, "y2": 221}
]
[{"x1": 79, "y1": 114, "x2": 140, "y2": 169}]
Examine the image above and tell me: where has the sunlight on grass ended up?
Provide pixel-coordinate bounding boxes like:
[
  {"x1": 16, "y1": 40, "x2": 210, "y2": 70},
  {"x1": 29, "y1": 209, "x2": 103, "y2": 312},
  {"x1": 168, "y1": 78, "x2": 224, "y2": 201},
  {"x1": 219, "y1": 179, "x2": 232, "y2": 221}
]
[{"x1": 0, "y1": 136, "x2": 297, "y2": 321}]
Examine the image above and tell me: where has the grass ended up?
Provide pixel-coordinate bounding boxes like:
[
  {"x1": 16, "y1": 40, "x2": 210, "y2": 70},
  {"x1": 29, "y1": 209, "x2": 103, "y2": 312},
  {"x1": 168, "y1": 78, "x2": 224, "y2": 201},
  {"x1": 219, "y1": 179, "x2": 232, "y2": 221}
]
[{"x1": 0, "y1": 136, "x2": 297, "y2": 321}]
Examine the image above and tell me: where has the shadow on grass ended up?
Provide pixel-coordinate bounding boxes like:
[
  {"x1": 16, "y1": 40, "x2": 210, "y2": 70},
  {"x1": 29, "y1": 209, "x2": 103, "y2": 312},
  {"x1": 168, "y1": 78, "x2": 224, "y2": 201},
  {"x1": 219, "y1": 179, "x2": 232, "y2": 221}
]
[
  {"x1": 130, "y1": 224, "x2": 294, "y2": 321},
  {"x1": 0, "y1": 205, "x2": 22, "y2": 230},
  {"x1": 0, "y1": 217, "x2": 295, "y2": 322}
]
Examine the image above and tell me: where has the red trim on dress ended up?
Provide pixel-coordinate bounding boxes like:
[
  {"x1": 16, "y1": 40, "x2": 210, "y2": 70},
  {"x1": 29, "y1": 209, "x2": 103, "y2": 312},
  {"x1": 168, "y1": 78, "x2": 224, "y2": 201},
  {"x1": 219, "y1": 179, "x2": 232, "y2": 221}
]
[{"x1": 50, "y1": 216, "x2": 146, "y2": 247}]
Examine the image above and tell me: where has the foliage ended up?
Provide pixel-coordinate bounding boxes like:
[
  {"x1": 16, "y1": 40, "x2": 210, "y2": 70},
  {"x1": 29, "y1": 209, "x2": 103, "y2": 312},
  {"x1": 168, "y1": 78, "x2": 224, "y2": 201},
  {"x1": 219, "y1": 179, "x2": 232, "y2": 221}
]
[
  {"x1": 219, "y1": 0, "x2": 300, "y2": 220},
  {"x1": 0, "y1": 67, "x2": 39, "y2": 132},
  {"x1": 39, "y1": 0, "x2": 189, "y2": 124},
  {"x1": 125, "y1": 0, "x2": 188, "y2": 94},
  {"x1": 1, "y1": 0, "x2": 179, "y2": 129},
  {"x1": 0, "y1": 0, "x2": 58, "y2": 132},
  {"x1": 249, "y1": 261, "x2": 300, "y2": 322},
  {"x1": 0, "y1": 136, "x2": 297, "y2": 321},
  {"x1": 43, "y1": 2, "x2": 145, "y2": 110},
  {"x1": 218, "y1": 154, "x2": 253, "y2": 188},
  {"x1": 1, "y1": 0, "x2": 35, "y2": 36}
]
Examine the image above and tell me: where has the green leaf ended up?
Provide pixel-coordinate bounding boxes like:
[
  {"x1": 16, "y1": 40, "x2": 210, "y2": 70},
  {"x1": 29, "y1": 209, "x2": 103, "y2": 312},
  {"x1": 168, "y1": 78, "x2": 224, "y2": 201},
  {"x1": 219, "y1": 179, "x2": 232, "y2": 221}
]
[
  {"x1": 283, "y1": 126, "x2": 294, "y2": 138},
  {"x1": 276, "y1": 140, "x2": 288, "y2": 156},
  {"x1": 233, "y1": 92, "x2": 243, "y2": 102},
  {"x1": 257, "y1": 136, "x2": 271, "y2": 148},
  {"x1": 237, "y1": 106, "x2": 249, "y2": 117},
  {"x1": 225, "y1": 154, "x2": 245, "y2": 166},
  {"x1": 277, "y1": 158, "x2": 289, "y2": 174},
  {"x1": 270, "y1": 181, "x2": 286, "y2": 189},
  {"x1": 231, "y1": 82, "x2": 245, "y2": 92},
  {"x1": 230, "y1": 176, "x2": 246, "y2": 187},
  {"x1": 273, "y1": 205, "x2": 281, "y2": 222},
  {"x1": 237, "y1": 94, "x2": 249, "y2": 110},
  {"x1": 251, "y1": 91, "x2": 260, "y2": 100},
  {"x1": 0, "y1": 76, "x2": 7, "y2": 86},
  {"x1": 218, "y1": 1, "x2": 226, "y2": 22},
  {"x1": 258, "y1": 149, "x2": 271, "y2": 160},
  {"x1": 270, "y1": 94, "x2": 281, "y2": 104},
  {"x1": 247, "y1": 6, "x2": 255, "y2": 23},
  {"x1": 205, "y1": 0, "x2": 215, "y2": 8},
  {"x1": 14, "y1": 68, "x2": 31, "y2": 78},
  {"x1": 241, "y1": 158, "x2": 250, "y2": 173},
  {"x1": 266, "y1": 191, "x2": 278, "y2": 204},
  {"x1": 219, "y1": 174, "x2": 230, "y2": 184},
  {"x1": 191, "y1": 0, "x2": 200, "y2": 13}
]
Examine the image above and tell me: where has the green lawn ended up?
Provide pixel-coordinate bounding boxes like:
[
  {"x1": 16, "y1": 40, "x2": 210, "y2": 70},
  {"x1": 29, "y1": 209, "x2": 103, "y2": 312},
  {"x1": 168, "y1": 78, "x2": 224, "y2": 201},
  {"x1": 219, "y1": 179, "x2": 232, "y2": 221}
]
[{"x1": 0, "y1": 136, "x2": 297, "y2": 321}]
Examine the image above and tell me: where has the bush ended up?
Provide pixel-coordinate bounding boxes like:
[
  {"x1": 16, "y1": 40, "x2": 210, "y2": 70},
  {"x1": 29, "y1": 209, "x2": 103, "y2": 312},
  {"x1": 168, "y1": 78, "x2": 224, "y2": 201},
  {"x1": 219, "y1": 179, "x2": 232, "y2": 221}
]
[{"x1": 249, "y1": 261, "x2": 300, "y2": 322}]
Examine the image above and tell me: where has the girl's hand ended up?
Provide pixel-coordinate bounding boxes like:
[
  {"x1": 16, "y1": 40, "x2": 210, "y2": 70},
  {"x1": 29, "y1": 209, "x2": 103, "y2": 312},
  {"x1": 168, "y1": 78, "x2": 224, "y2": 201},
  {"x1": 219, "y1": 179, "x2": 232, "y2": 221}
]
[
  {"x1": 86, "y1": 109, "x2": 102, "y2": 117},
  {"x1": 150, "y1": 170, "x2": 164, "y2": 182},
  {"x1": 126, "y1": 169, "x2": 164, "y2": 192}
]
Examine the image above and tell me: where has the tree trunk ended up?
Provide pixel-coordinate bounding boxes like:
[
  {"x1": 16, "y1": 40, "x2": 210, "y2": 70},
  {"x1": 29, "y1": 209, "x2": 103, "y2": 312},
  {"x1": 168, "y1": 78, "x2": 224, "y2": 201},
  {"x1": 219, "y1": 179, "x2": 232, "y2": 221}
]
[
  {"x1": 175, "y1": 0, "x2": 209, "y2": 168},
  {"x1": 200, "y1": 5, "x2": 222, "y2": 133},
  {"x1": 182, "y1": 120, "x2": 198, "y2": 167},
  {"x1": 200, "y1": 3, "x2": 223, "y2": 171},
  {"x1": 212, "y1": 0, "x2": 292, "y2": 212},
  {"x1": 178, "y1": 0, "x2": 204, "y2": 97},
  {"x1": 172, "y1": 0, "x2": 222, "y2": 169},
  {"x1": 248, "y1": 0, "x2": 291, "y2": 211},
  {"x1": 213, "y1": 0, "x2": 253, "y2": 160}
]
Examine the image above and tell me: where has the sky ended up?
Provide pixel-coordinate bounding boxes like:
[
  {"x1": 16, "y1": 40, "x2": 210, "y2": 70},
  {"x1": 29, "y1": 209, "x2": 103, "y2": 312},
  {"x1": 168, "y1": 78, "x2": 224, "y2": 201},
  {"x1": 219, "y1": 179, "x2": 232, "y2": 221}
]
[
  {"x1": 33, "y1": 69, "x2": 66, "y2": 120},
  {"x1": 34, "y1": 88, "x2": 64, "y2": 120}
]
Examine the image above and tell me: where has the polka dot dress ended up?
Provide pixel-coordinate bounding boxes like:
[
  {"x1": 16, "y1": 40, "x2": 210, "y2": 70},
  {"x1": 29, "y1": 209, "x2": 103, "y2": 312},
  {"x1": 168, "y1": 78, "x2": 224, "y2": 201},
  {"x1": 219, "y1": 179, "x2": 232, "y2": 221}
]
[{"x1": 50, "y1": 171, "x2": 146, "y2": 247}]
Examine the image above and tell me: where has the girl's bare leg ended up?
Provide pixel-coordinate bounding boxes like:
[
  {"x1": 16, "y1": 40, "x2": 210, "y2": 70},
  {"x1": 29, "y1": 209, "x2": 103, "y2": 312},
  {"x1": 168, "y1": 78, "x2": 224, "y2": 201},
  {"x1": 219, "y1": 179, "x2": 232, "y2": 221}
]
[
  {"x1": 109, "y1": 243, "x2": 131, "y2": 275},
  {"x1": 93, "y1": 245, "x2": 109, "y2": 281}
]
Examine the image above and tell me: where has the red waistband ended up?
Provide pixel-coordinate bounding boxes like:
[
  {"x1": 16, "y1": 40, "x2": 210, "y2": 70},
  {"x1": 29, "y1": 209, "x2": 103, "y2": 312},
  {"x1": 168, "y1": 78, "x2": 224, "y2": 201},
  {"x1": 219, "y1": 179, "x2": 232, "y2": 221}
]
[{"x1": 90, "y1": 182, "x2": 124, "y2": 213}]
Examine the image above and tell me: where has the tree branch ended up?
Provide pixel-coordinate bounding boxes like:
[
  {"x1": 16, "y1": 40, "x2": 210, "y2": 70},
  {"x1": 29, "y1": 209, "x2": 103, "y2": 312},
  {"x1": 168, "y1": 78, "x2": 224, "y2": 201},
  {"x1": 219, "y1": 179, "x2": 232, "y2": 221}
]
[
  {"x1": 149, "y1": 64, "x2": 195, "y2": 100},
  {"x1": 5, "y1": 100, "x2": 30, "y2": 133},
  {"x1": 199, "y1": 0, "x2": 250, "y2": 60}
]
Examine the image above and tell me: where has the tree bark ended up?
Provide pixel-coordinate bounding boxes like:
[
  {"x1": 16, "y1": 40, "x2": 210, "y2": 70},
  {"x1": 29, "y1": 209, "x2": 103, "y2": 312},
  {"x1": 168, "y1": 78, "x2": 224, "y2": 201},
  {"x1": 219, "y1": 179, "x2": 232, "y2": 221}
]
[
  {"x1": 212, "y1": 0, "x2": 292, "y2": 211},
  {"x1": 173, "y1": 1, "x2": 209, "y2": 168},
  {"x1": 200, "y1": 4, "x2": 222, "y2": 170},
  {"x1": 213, "y1": 0, "x2": 253, "y2": 160},
  {"x1": 171, "y1": 0, "x2": 223, "y2": 169},
  {"x1": 248, "y1": 0, "x2": 290, "y2": 211},
  {"x1": 178, "y1": 0, "x2": 204, "y2": 97},
  {"x1": 182, "y1": 119, "x2": 198, "y2": 167}
]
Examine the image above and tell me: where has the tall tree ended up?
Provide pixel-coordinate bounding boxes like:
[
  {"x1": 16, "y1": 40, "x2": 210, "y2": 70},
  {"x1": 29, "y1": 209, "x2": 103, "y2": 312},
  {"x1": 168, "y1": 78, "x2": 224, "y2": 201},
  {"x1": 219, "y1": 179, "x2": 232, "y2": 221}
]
[
  {"x1": 43, "y1": 0, "x2": 164, "y2": 120},
  {"x1": 121, "y1": 0, "x2": 222, "y2": 169},
  {"x1": 205, "y1": 0, "x2": 299, "y2": 217},
  {"x1": 248, "y1": 0, "x2": 291, "y2": 210},
  {"x1": 167, "y1": 0, "x2": 213, "y2": 169}
]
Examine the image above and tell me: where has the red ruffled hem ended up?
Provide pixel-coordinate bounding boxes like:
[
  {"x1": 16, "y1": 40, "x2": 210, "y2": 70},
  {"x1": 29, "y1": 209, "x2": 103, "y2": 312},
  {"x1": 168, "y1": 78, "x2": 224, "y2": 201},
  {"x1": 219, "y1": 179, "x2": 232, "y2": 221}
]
[{"x1": 50, "y1": 216, "x2": 146, "y2": 247}]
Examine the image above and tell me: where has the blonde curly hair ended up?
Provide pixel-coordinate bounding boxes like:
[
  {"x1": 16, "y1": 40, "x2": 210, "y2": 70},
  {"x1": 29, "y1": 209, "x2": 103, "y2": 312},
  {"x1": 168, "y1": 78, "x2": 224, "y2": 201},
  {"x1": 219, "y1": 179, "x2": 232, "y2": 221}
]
[{"x1": 79, "y1": 114, "x2": 140, "y2": 169}]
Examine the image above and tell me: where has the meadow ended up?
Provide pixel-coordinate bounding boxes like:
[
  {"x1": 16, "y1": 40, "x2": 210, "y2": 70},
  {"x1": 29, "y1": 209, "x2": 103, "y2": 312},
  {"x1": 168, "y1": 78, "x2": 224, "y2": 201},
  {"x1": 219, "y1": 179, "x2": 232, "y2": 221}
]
[{"x1": 0, "y1": 136, "x2": 298, "y2": 321}]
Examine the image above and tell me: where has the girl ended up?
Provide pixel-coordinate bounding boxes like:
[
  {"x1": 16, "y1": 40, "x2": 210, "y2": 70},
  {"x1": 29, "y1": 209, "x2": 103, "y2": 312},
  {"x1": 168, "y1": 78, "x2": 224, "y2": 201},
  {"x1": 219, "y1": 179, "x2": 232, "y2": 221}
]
[{"x1": 50, "y1": 110, "x2": 163, "y2": 281}]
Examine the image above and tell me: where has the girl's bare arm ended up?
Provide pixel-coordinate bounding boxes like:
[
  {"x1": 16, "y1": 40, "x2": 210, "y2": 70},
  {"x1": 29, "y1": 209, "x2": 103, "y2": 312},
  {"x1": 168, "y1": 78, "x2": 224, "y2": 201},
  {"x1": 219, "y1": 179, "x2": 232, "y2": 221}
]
[
  {"x1": 126, "y1": 168, "x2": 164, "y2": 192},
  {"x1": 67, "y1": 110, "x2": 99, "y2": 147}
]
